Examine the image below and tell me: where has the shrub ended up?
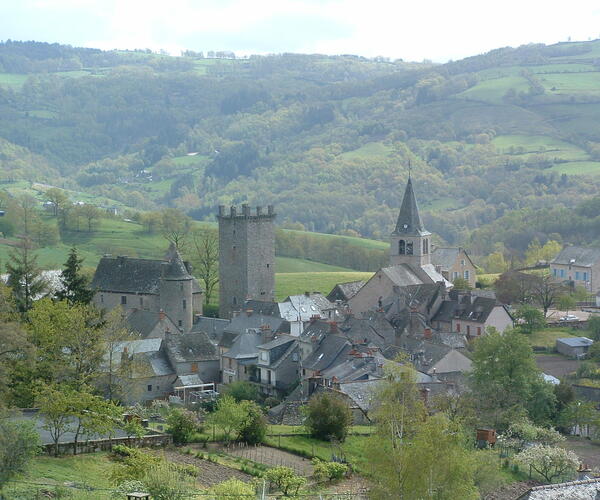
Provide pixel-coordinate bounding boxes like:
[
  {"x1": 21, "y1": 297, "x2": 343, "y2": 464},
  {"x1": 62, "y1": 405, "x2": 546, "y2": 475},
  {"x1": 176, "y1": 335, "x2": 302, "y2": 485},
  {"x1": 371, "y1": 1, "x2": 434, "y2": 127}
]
[
  {"x1": 166, "y1": 408, "x2": 199, "y2": 444},
  {"x1": 303, "y1": 393, "x2": 352, "y2": 442},
  {"x1": 264, "y1": 466, "x2": 307, "y2": 496},
  {"x1": 111, "y1": 444, "x2": 134, "y2": 458},
  {"x1": 206, "y1": 478, "x2": 256, "y2": 499},
  {"x1": 237, "y1": 402, "x2": 267, "y2": 445},
  {"x1": 225, "y1": 381, "x2": 260, "y2": 403},
  {"x1": 142, "y1": 463, "x2": 192, "y2": 500},
  {"x1": 312, "y1": 459, "x2": 348, "y2": 482},
  {"x1": 264, "y1": 396, "x2": 280, "y2": 408}
]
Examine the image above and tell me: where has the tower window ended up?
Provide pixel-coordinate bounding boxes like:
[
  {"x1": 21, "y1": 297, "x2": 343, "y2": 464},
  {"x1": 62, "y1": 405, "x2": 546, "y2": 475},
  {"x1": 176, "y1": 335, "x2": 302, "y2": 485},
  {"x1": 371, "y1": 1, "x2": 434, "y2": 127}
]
[
  {"x1": 232, "y1": 296, "x2": 237, "y2": 305},
  {"x1": 178, "y1": 320, "x2": 182, "y2": 327},
  {"x1": 140, "y1": 297, "x2": 143, "y2": 307},
  {"x1": 423, "y1": 239, "x2": 428, "y2": 254},
  {"x1": 180, "y1": 283, "x2": 183, "y2": 291},
  {"x1": 406, "y1": 242, "x2": 413, "y2": 255},
  {"x1": 121, "y1": 295, "x2": 127, "y2": 305},
  {"x1": 183, "y1": 299, "x2": 187, "y2": 310},
  {"x1": 399, "y1": 240, "x2": 406, "y2": 255},
  {"x1": 100, "y1": 294, "x2": 104, "y2": 304}
]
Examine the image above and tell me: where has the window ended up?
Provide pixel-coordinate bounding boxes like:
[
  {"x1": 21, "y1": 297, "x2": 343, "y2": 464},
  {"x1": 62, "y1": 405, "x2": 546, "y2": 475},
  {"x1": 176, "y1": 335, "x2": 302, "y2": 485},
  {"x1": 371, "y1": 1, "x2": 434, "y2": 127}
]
[
  {"x1": 423, "y1": 240, "x2": 427, "y2": 254},
  {"x1": 399, "y1": 240, "x2": 405, "y2": 255},
  {"x1": 553, "y1": 268, "x2": 557, "y2": 277},
  {"x1": 406, "y1": 242, "x2": 413, "y2": 255},
  {"x1": 182, "y1": 299, "x2": 187, "y2": 310},
  {"x1": 576, "y1": 271, "x2": 581, "y2": 280},
  {"x1": 466, "y1": 325, "x2": 471, "y2": 336},
  {"x1": 178, "y1": 320, "x2": 182, "y2": 327},
  {"x1": 456, "y1": 323, "x2": 461, "y2": 332},
  {"x1": 292, "y1": 352, "x2": 299, "y2": 362},
  {"x1": 261, "y1": 352, "x2": 268, "y2": 361},
  {"x1": 228, "y1": 358, "x2": 232, "y2": 368},
  {"x1": 461, "y1": 259, "x2": 465, "y2": 266},
  {"x1": 121, "y1": 295, "x2": 127, "y2": 305},
  {"x1": 477, "y1": 327, "x2": 482, "y2": 336},
  {"x1": 560, "y1": 269, "x2": 565, "y2": 278},
  {"x1": 232, "y1": 296, "x2": 237, "y2": 305},
  {"x1": 179, "y1": 283, "x2": 183, "y2": 291},
  {"x1": 302, "y1": 369, "x2": 306, "y2": 376},
  {"x1": 147, "y1": 385, "x2": 152, "y2": 392},
  {"x1": 100, "y1": 294, "x2": 104, "y2": 304},
  {"x1": 191, "y1": 363, "x2": 198, "y2": 373},
  {"x1": 266, "y1": 263, "x2": 270, "y2": 268},
  {"x1": 464, "y1": 270, "x2": 470, "y2": 280},
  {"x1": 583, "y1": 272, "x2": 588, "y2": 281},
  {"x1": 139, "y1": 297, "x2": 143, "y2": 307},
  {"x1": 453, "y1": 271, "x2": 459, "y2": 279},
  {"x1": 267, "y1": 370, "x2": 272, "y2": 384}
]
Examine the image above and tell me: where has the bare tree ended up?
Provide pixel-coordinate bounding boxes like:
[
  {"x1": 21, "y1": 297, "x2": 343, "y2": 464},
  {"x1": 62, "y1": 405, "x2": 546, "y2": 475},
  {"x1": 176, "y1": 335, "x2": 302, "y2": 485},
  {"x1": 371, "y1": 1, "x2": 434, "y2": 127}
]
[
  {"x1": 530, "y1": 274, "x2": 566, "y2": 317},
  {"x1": 44, "y1": 188, "x2": 69, "y2": 217},
  {"x1": 161, "y1": 208, "x2": 191, "y2": 251},
  {"x1": 78, "y1": 204, "x2": 101, "y2": 232},
  {"x1": 191, "y1": 229, "x2": 219, "y2": 305}
]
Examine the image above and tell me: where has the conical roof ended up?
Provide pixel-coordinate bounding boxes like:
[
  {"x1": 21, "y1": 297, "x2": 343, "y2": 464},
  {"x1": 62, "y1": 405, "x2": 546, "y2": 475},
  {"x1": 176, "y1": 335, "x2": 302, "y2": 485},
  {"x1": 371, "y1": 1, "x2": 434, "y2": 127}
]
[
  {"x1": 162, "y1": 243, "x2": 192, "y2": 280},
  {"x1": 392, "y1": 178, "x2": 429, "y2": 236}
]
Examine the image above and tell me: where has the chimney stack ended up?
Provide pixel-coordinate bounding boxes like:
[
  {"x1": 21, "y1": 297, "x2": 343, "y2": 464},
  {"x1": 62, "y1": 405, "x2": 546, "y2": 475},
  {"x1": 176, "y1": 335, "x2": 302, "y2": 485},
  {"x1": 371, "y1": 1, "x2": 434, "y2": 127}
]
[
  {"x1": 329, "y1": 321, "x2": 338, "y2": 333},
  {"x1": 260, "y1": 324, "x2": 273, "y2": 343},
  {"x1": 159, "y1": 309, "x2": 166, "y2": 321},
  {"x1": 423, "y1": 328, "x2": 432, "y2": 339}
]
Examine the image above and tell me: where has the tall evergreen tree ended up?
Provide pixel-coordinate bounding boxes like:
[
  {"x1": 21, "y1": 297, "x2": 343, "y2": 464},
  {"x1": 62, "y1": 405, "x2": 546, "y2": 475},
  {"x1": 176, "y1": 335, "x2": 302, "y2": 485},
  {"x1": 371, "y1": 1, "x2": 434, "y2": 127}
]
[
  {"x1": 56, "y1": 247, "x2": 94, "y2": 305},
  {"x1": 5, "y1": 238, "x2": 46, "y2": 313}
]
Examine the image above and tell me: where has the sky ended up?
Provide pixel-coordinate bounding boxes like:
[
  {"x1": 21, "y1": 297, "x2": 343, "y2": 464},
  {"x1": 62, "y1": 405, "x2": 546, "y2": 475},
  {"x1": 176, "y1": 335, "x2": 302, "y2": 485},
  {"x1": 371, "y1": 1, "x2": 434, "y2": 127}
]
[{"x1": 2, "y1": 0, "x2": 600, "y2": 62}]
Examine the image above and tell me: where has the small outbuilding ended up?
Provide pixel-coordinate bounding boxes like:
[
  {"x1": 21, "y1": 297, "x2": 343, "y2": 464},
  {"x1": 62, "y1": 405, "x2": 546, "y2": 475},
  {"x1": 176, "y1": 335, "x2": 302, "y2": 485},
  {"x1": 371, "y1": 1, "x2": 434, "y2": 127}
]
[{"x1": 555, "y1": 337, "x2": 593, "y2": 359}]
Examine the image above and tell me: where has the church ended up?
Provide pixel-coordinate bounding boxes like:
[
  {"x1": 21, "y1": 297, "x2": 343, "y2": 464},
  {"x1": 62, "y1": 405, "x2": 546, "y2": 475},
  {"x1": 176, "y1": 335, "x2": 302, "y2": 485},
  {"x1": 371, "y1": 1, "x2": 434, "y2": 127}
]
[{"x1": 348, "y1": 176, "x2": 450, "y2": 316}]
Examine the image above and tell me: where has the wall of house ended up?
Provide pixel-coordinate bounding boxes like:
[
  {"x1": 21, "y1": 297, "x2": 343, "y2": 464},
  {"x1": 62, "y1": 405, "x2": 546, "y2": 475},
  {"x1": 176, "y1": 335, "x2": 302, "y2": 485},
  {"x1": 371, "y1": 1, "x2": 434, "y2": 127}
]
[
  {"x1": 556, "y1": 343, "x2": 588, "y2": 358},
  {"x1": 174, "y1": 360, "x2": 220, "y2": 384},
  {"x1": 550, "y1": 263, "x2": 598, "y2": 293},
  {"x1": 93, "y1": 291, "x2": 159, "y2": 313},
  {"x1": 452, "y1": 307, "x2": 512, "y2": 337},
  {"x1": 445, "y1": 251, "x2": 477, "y2": 288},
  {"x1": 120, "y1": 375, "x2": 174, "y2": 405},
  {"x1": 192, "y1": 292, "x2": 204, "y2": 316},
  {"x1": 160, "y1": 278, "x2": 193, "y2": 332},
  {"x1": 348, "y1": 271, "x2": 395, "y2": 315},
  {"x1": 486, "y1": 306, "x2": 513, "y2": 333}
]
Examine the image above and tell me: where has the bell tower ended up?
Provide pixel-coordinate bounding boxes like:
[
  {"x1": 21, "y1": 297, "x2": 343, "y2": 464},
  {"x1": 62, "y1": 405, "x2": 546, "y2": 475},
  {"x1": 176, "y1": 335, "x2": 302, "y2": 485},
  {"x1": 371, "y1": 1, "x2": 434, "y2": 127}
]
[{"x1": 390, "y1": 176, "x2": 431, "y2": 268}]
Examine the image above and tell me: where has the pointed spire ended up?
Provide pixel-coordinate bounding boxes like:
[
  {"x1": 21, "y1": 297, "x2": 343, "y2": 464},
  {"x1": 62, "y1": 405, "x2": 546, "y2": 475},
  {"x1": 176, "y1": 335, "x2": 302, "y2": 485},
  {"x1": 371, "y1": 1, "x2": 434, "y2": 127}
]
[{"x1": 393, "y1": 176, "x2": 428, "y2": 236}]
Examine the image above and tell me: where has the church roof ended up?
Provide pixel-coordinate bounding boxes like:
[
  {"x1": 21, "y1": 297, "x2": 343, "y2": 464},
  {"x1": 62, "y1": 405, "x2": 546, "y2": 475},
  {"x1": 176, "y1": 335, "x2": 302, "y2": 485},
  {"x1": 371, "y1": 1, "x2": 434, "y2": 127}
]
[{"x1": 392, "y1": 178, "x2": 430, "y2": 237}]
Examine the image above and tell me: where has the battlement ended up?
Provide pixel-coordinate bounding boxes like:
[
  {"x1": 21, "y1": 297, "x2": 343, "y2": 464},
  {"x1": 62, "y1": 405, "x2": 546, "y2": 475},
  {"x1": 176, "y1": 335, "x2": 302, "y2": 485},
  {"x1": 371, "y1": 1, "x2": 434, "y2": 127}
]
[{"x1": 217, "y1": 204, "x2": 276, "y2": 219}]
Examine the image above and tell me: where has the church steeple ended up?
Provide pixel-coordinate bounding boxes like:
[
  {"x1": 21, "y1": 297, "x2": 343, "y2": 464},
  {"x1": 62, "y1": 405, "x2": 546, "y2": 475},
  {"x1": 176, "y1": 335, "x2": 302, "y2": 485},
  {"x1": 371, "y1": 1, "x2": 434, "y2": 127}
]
[{"x1": 390, "y1": 176, "x2": 431, "y2": 268}]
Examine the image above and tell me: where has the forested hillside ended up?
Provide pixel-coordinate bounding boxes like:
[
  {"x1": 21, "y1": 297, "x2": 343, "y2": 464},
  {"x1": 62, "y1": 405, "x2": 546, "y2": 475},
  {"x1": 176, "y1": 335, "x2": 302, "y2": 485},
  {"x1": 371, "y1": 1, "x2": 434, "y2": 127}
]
[{"x1": 2, "y1": 39, "x2": 600, "y2": 259}]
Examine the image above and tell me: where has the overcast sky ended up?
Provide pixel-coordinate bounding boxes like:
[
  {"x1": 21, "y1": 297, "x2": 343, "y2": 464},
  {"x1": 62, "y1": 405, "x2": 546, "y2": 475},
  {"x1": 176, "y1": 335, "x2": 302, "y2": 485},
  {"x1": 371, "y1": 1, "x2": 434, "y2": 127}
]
[{"x1": 3, "y1": 0, "x2": 600, "y2": 62}]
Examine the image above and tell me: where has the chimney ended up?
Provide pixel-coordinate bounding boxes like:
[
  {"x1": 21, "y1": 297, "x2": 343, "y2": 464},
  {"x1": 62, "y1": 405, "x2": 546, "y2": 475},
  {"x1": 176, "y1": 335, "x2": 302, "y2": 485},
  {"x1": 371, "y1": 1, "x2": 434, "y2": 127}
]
[
  {"x1": 159, "y1": 310, "x2": 166, "y2": 321},
  {"x1": 246, "y1": 309, "x2": 253, "y2": 317},
  {"x1": 310, "y1": 314, "x2": 319, "y2": 323},
  {"x1": 329, "y1": 321, "x2": 338, "y2": 333},
  {"x1": 260, "y1": 324, "x2": 274, "y2": 343},
  {"x1": 423, "y1": 328, "x2": 432, "y2": 339}
]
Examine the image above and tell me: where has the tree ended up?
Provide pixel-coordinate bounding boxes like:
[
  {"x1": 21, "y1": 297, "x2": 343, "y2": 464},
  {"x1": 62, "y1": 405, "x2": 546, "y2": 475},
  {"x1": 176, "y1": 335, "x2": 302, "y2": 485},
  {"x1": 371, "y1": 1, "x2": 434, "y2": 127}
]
[
  {"x1": 514, "y1": 305, "x2": 546, "y2": 334},
  {"x1": 452, "y1": 277, "x2": 471, "y2": 290},
  {"x1": 264, "y1": 466, "x2": 307, "y2": 496},
  {"x1": 559, "y1": 400, "x2": 600, "y2": 435},
  {"x1": 56, "y1": 247, "x2": 94, "y2": 305},
  {"x1": 70, "y1": 391, "x2": 122, "y2": 454},
  {"x1": 77, "y1": 204, "x2": 101, "y2": 232},
  {"x1": 44, "y1": 188, "x2": 69, "y2": 217},
  {"x1": 190, "y1": 229, "x2": 219, "y2": 305},
  {"x1": 0, "y1": 414, "x2": 41, "y2": 493},
  {"x1": 161, "y1": 208, "x2": 191, "y2": 251},
  {"x1": 0, "y1": 319, "x2": 32, "y2": 406},
  {"x1": 515, "y1": 445, "x2": 578, "y2": 483},
  {"x1": 470, "y1": 329, "x2": 543, "y2": 429},
  {"x1": 557, "y1": 295, "x2": 576, "y2": 316},
  {"x1": 223, "y1": 380, "x2": 260, "y2": 403},
  {"x1": 494, "y1": 271, "x2": 534, "y2": 305},
  {"x1": 5, "y1": 238, "x2": 47, "y2": 313},
  {"x1": 14, "y1": 194, "x2": 38, "y2": 237},
  {"x1": 530, "y1": 274, "x2": 565, "y2": 317},
  {"x1": 142, "y1": 463, "x2": 192, "y2": 500},
  {"x1": 166, "y1": 408, "x2": 199, "y2": 444},
  {"x1": 304, "y1": 392, "x2": 352, "y2": 442},
  {"x1": 237, "y1": 401, "x2": 267, "y2": 445},
  {"x1": 368, "y1": 412, "x2": 478, "y2": 500},
  {"x1": 36, "y1": 385, "x2": 75, "y2": 456},
  {"x1": 312, "y1": 459, "x2": 348, "y2": 482},
  {"x1": 207, "y1": 395, "x2": 247, "y2": 442}
]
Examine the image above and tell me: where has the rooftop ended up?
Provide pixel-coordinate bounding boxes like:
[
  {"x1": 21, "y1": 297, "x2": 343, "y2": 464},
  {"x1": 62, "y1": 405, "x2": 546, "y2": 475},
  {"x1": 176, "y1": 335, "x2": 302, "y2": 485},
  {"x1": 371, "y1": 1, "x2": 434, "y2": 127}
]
[
  {"x1": 551, "y1": 245, "x2": 600, "y2": 267},
  {"x1": 557, "y1": 337, "x2": 594, "y2": 347}
]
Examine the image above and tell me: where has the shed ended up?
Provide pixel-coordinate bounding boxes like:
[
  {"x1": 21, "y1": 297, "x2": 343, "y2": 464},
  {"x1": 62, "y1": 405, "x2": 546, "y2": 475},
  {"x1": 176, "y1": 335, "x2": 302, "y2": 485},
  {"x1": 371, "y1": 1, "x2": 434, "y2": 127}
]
[{"x1": 555, "y1": 337, "x2": 593, "y2": 359}]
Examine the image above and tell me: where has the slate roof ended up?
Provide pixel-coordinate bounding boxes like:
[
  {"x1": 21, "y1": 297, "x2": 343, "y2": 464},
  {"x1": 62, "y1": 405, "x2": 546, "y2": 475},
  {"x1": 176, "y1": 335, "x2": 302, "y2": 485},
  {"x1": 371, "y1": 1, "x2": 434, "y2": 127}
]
[
  {"x1": 283, "y1": 293, "x2": 335, "y2": 321},
  {"x1": 431, "y1": 300, "x2": 459, "y2": 323},
  {"x1": 92, "y1": 257, "x2": 165, "y2": 294},
  {"x1": 126, "y1": 309, "x2": 177, "y2": 338},
  {"x1": 302, "y1": 335, "x2": 351, "y2": 372},
  {"x1": 104, "y1": 338, "x2": 174, "y2": 377},
  {"x1": 517, "y1": 478, "x2": 600, "y2": 500},
  {"x1": 243, "y1": 300, "x2": 281, "y2": 317},
  {"x1": 165, "y1": 332, "x2": 218, "y2": 362},
  {"x1": 430, "y1": 247, "x2": 460, "y2": 270},
  {"x1": 338, "y1": 380, "x2": 380, "y2": 411},
  {"x1": 380, "y1": 264, "x2": 424, "y2": 287},
  {"x1": 397, "y1": 337, "x2": 471, "y2": 374},
  {"x1": 299, "y1": 319, "x2": 333, "y2": 344},
  {"x1": 551, "y1": 245, "x2": 600, "y2": 267},
  {"x1": 258, "y1": 336, "x2": 298, "y2": 369},
  {"x1": 326, "y1": 281, "x2": 366, "y2": 302},
  {"x1": 556, "y1": 337, "x2": 594, "y2": 348},
  {"x1": 455, "y1": 296, "x2": 500, "y2": 323},
  {"x1": 222, "y1": 331, "x2": 263, "y2": 360},
  {"x1": 176, "y1": 374, "x2": 203, "y2": 387},
  {"x1": 339, "y1": 314, "x2": 396, "y2": 348},
  {"x1": 191, "y1": 316, "x2": 229, "y2": 343},
  {"x1": 224, "y1": 313, "x2": 289, "y2": 337},
  {"x1": 392, "y1": 177, "x2": 430, "y2": 237}
]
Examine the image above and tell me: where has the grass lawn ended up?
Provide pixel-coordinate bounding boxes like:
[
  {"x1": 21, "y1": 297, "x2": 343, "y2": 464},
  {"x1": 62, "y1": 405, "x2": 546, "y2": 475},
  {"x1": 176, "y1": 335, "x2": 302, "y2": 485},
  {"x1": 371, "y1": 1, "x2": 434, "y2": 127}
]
[
  {"x1": 456, "y1": 75, "x2": 530, "y2": 104},
  {"x1": 549, "y1": 160, "x2": 600, "y2": 175},
  {"x1": 2, "y1": 452, "x2": 114, "y2": 500},
  {"x1": 526, "y1": 327, "x2": 579, "y2": 349},
  {"x1": 281, "y1": 228, "x2": 388, "y2": 251},
  {"x1": 0, "y1": 73, "x2": 30, "y2": 89},
  {"x1": 540, "y1": 72, "x2": 600, "y2": 94},
  {"x1": 275, "y1": 257, "x2": 354, "y2": 273},
  {"x1": 275, "y1": 272, "x2": 373, "y2": 301},
  {"x1": 340, "y1": 142, "x2": 393, "y2": 160},
  {"x1": 267, "y1": 424, "x2": 374, "y2": 436},
  {"x1": 491, "y1": 135, "x2": 589, "y2": 161},
  {"x1": 477, "y1": 273, "x2": 499, "y2": 286}
]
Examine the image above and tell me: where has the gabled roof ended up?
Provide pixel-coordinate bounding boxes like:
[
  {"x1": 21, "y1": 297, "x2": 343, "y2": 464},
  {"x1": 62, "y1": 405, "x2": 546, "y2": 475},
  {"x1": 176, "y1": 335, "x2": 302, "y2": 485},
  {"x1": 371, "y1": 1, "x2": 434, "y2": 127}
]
[
  {"x1": 397, "y1": 337, "x2": 470, "y2": 374},
  {"x1": 340, "y1": 314, "x2": 396, "y2": 348},
  {"x1": 258, "y1": 336, "x2": 298, "y2": 369},
  {"x1": 243, "y1": 300, "x2": 281, "y2": 317},
  {"x1": 191, "y1": 316, "x2": 229, "y2": 343},
  {"x1": 551, "y1": 245, "x2": 600, "y2": 267},
  {"x1": 165, "y1": 331, "x2": 218, "y2": 362},
  {"x1": 302, "y1": 335, "x2": 351, "y2": 372},
  {"x1": 224, "y1": 313, "x2": 289, "y2": 337},
  {"x1": 222, "y1": 331, "x2": 263, "y2": 360},
  {"x1": 176, "y1": 374, "x2": 203, "y2": 387},
  {"x1": 392, "y1": 177, "x2": 430, "y2": 237},
  {"x1": 283, "y1": 293, "x2": 335, "y2": 321},
  {"x1": 380, "y1": 264, "x2": 424, "y2": 287},
  {"x1": 430, "y1": 247, "x2": 475, "y2": 271},
  {"x1": 126, "y1": 309, "x2": 177, "y2": 338},
  {"x1": 326, "y1": 281, "x2": 366, "y2": 302},
  {"x1": 455, "y1": 296, "x2": 501, "y2": 323},
  {"x1": 299, "y1": 319, "x2": 332, "y2": 344}
]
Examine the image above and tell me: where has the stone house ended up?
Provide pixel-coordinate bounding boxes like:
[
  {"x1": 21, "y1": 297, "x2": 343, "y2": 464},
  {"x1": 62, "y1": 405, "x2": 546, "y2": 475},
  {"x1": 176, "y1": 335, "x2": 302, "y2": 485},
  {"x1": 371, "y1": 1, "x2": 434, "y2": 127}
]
[
  {"x1": 91, "y1": 244, "x2": 203, "y2": 332},
  {"x1": 550, "y1": 245, "x2": 600, "y2": 293},
  {"x1": 556, "y1": 337, "x2": 594, "y2": 359},
  {"x1": 220, "y1": 330, "x2": 263, "y2": 385},
  {"x1": 164, "y1": 331, "x2": 220, "y2": 384},
  {"x1": 431, "y1": 247, "x2": 477, "y2": 288},
  {"x1": 255, "y1": 335, "x2": 301, "y2": 396},
  {"x1": 326, "y1": 280, "x2": 366, "y2": 304}
]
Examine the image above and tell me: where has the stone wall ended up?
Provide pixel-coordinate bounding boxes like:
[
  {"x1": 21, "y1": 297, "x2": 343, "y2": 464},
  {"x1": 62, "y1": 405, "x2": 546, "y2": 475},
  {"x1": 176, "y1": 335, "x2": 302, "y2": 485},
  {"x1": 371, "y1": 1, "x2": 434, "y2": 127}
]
[{"x1": 42, "y1": 433, "x2": 172, "y2": 455}]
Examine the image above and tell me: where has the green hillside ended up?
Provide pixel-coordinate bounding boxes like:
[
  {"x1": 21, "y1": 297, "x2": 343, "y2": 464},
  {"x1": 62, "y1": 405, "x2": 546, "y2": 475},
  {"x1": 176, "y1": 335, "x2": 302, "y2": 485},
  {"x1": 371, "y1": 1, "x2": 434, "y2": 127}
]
[{"x1": 2, "y1": 39, "x2": 600, "y2": 258}]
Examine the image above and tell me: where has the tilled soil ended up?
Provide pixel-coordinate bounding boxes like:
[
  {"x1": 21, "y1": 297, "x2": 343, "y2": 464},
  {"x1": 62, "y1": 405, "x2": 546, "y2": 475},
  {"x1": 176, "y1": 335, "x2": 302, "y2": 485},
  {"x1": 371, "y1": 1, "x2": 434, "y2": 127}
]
[
  {"x1": 221, "y1": 444, "x2": 314, "y2": 476},
  {"x1": 156, "y1": 449, "x2": 253, "y2": 487}
]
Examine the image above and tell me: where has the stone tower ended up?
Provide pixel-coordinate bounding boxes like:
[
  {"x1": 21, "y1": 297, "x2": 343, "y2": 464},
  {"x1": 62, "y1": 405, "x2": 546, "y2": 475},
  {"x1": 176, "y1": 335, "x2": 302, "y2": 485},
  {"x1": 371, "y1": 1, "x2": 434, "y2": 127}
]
[
  {"x1": 159, "y1": 243, "x2": 194, "y2": 332},
  {"x1": 217, "y1": 204, "x2": 276, "y2": 319},
  {"x1": 390, "y1": 176, "x2": 431, "y2": 268}
]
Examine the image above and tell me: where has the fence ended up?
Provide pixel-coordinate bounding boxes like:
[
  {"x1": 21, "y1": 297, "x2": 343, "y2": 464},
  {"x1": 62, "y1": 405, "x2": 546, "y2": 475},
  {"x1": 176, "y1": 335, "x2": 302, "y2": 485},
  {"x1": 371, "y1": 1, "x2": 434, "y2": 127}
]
[{"x1": 42, "y1": 433, "x2": 172, "y2": 455}]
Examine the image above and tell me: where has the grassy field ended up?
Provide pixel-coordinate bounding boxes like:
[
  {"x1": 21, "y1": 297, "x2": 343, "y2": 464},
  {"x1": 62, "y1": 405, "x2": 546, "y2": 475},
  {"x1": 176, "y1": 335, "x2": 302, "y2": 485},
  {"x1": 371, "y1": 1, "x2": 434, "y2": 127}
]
[
  {"x1": 526, "y1": 327, "x2": 578, "y2": 349},
  {"x1": 275, "y1": 272, "x2": 373, "y2": 300},
  {"x1": 491, "y1": 134, "x2": 589, "y2": 161},
  {"x1": 549, "y1": 161, "x2": 600, "y2": 175},
  {"x1": 340, "y1": 141, "x2": 394, "y2": 160},
  {"x1": 275, "y1": 257, "x2": 354, "y2": 273},
  {"x1": 2, "y1": 452, "x2": 114, "y2": 500},
  {"x1": 456, "y1": 75, "x2": 530, "y2": 104},
  {"x1": 0, "y1": 73, "x2": 30, "y2": 88},
  {"x1": 281, "y1": 228, "x2": 388, "y2": 251}
]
